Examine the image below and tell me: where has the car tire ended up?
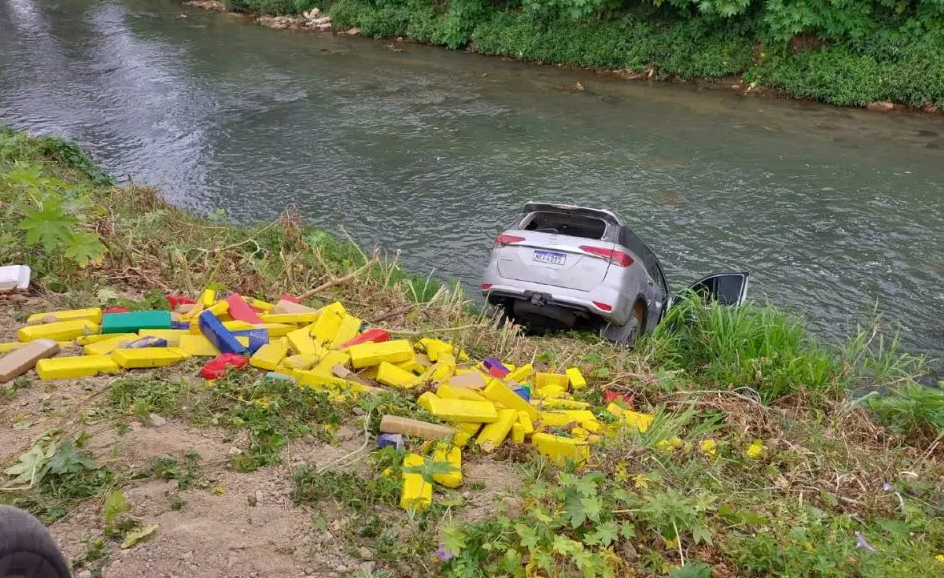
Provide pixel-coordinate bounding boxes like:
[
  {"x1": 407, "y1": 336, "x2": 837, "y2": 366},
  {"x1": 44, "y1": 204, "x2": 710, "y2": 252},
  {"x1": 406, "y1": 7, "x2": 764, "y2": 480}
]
[
  {"x1": 0, "y1": 506, "x2": 71, "y2": 578},
  {"x1": 602, "y1": 303, "x2": 644, "y2": 347}
]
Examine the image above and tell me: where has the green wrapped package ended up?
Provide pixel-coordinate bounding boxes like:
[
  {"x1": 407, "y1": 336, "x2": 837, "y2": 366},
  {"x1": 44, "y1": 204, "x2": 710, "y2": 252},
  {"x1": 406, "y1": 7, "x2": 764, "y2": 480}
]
[{"x1": 101, "y1": 311, "x2": 172, "y2": 334}]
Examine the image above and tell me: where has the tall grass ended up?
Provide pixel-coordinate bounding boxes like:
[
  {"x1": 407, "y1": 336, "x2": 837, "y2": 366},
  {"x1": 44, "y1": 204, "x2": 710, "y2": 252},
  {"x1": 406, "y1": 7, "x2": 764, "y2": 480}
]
[
  {"x1": 867, "y1": 381, "x2": 944, "y2": 435},
  {"x1": 647, "y1": 293, "x2": 842, "y2": 402},
  {"x1": 0, "y1": 126, "x2": 445, "y2": 306},
  {"x1": 645, "y1": 293, "x2": 924, "y2": 403}
]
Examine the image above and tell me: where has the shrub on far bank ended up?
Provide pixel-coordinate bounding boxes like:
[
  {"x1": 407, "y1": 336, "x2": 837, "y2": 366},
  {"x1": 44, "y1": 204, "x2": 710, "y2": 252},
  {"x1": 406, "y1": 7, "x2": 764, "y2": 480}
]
[{"x1": 322, "y1": 0, "x2": 944, "y2": 107}]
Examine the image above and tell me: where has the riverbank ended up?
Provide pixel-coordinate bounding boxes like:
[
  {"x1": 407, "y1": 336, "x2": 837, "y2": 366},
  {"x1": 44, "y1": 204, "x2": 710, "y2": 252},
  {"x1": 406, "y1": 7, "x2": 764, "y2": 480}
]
[
  {"x1": 3, "y1": 128, "x2": 944, "y2": 577},
  {"x1": 202, "y1": 0, "x2": 944, "y2": 112}
]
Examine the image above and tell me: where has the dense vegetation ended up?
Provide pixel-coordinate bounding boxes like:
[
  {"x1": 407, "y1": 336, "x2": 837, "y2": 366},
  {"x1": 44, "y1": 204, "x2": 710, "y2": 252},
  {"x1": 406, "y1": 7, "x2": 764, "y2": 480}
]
[{"x1": 223, "y1": 0, "x2": 944, "y2": 108}]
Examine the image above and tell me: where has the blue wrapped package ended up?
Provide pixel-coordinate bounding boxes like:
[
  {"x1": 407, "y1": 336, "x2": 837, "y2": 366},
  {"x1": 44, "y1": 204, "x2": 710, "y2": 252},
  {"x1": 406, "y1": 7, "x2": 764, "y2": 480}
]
[{"x1": 198, "y1": 311, "x2": 246, "y2": 354}]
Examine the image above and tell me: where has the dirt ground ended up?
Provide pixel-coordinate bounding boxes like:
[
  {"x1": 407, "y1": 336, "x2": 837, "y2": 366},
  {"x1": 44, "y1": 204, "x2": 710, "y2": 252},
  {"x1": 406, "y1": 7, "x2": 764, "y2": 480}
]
[{"x1": 0, "y1": 295, "x2": 524, "y2": 578}]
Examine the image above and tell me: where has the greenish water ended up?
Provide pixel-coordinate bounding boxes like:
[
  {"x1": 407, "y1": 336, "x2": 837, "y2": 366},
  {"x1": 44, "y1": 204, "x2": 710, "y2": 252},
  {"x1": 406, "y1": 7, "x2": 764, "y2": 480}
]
[{"x1": 1, "y1": 0, "x2": 943, "y2": 360}]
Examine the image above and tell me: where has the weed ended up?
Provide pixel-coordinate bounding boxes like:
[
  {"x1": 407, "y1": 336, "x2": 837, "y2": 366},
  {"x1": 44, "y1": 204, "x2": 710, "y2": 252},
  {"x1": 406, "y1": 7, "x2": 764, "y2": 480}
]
[
  {"x1": 72, "y1": 536, "x2": 107, "y2": 573},
  {"x1": 867, "y1": 381, "x2": 944, "y2": 435},
  {"x1": 2, "y1": 434, "x2": 114, "y2": 523},
  {"x1": 151, "y1": 450, "x2": 202, "y2": 490},
  {"x1": 291, "y1": 449, "x2": 402, "y2": 510},
  {"x1": 108, "y1": 373, "x2": 192, "y2": 418}
]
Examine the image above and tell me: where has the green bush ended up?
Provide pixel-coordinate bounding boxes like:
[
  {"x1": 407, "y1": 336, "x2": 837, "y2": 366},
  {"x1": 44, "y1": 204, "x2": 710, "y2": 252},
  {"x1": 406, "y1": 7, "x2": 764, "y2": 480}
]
[{"x1": 225, "y1": 0, "x2": 300, "y2": 14}]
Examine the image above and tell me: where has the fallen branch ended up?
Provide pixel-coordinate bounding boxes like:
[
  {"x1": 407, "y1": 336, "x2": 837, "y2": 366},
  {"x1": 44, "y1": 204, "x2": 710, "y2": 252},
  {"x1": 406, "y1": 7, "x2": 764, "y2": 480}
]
[
  {"x1": 296, "y1": 254, "x2": 378, "y2": 301},
  {"x1": 370, "y1": 304, "x2": 415, "y2": 324}
]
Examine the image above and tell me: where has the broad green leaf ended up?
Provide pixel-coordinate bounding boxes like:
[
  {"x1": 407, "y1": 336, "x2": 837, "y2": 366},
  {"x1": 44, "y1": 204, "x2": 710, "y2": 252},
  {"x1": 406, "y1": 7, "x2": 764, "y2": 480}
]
[
  {"x1": 3, "y1": 161, "x2": 47, "y2": 190},
  {"x1": 62, "y1": 230, "x2": 106, "y2": 266},
  {"x1": 595, "y1": 520, "x2": 619, "y2": 547},
  {"x1": 551, "y1": 534, "x2": 578, "y2": 555},
  {"x1": 619, "y1": 521, "x2": 636, "y2": 539},
  {"x1": 3, "y1": 441, "x2": 56, "y2": 486},
  {"x1": 501, "y1": 549, "x2": 522, "y2": 572},
  {"x1": 121, "y1": 524, "x2": 158, "y2": 549},
  {"x1": 580, "y1": 496, "x2": 603, "y2": 523},
  {"x1": 558, "y1": 472, "x2": 579, "y2": 488},
  {"x1": 692, "y1": 524, "x2": 713, "y2": 545},
  {"x1": 565, "y1": 494, "x2": 588, "y2": 528},
  {"x1": 533, "y1": 549, "x2": 555, "y2": 570},
  {"x1": 19, "y1": 203, "x2": 76, "y2": 251},
  {"x1": 104, "y1": 490, "x2": 129, "y2": 524},
  {"x1": 46, "y1": 441, "x2": 98, "y2": 475},
  {"x1": 574, "y1": 474, "x2": 600, "y2": 497},
  {"x1": 612, "y1": 488, "x2": 633, "y2": 504},
  {"x1": 442, "y1": 524, "x2": 467, "y2": 556},
  {"x1": 570, "y1": 548, "x2": 595, "y2": 571},
  {"x1": 516, "y1": 524, "x2": 541, "y2": 550},
  {"x1": 532, "y1": 507, "x2": 553, "y2": 523}
]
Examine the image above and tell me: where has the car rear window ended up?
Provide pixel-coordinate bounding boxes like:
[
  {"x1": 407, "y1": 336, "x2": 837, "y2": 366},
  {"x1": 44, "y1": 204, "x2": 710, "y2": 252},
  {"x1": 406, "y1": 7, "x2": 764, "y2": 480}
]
[{"x1": 521, "y1": 211, "x2": 606, "y2": 240}]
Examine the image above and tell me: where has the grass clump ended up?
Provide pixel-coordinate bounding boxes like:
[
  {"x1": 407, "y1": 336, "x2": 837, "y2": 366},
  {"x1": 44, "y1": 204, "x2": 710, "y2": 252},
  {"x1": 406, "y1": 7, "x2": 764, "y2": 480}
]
[
  {"x1": 292, "y1": 448, "x2": 403, "y2": 510},
  {"x1": 647, "y1": 293, "x2": 843, "y2": 402},
  {"x1": 1, "y1": 434, "x2": 115, "y2": 524},
  {"x1": 0, "y1": 125, "x2": 444, "y2": 303},
  {"x1": 867, "y1": 381, "x2": 944, "y2": 436},
  {"x1": 150, "y1": 450, "x2": 203, "y2": 490},
  {"x1": 645, "y1": 293, "x2": 924, "y2": 404}
]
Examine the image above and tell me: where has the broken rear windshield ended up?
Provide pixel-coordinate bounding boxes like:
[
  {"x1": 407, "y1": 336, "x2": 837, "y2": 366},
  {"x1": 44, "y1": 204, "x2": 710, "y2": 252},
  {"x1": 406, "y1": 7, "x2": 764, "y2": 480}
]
[{"x1": 521, "y1": 211, "x2": 607, "y2": 240}]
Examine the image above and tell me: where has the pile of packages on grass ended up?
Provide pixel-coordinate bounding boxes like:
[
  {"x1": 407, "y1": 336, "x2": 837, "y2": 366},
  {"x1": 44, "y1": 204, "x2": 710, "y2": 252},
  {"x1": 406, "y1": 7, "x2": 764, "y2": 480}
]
[{"x1": 0, "y1": 290, "x2": 655, "y2": 511}]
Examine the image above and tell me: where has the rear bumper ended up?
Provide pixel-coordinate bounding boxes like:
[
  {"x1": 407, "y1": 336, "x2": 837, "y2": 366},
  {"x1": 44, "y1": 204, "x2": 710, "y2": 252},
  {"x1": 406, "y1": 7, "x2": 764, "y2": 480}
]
[{"x1": 481, "y1": 282, "x2": 617, "y2": 321}]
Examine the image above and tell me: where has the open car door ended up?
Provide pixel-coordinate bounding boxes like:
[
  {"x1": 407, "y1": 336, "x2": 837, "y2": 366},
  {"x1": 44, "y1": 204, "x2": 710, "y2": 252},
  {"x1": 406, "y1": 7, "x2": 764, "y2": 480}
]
[{"x1": 686, "y1": 272, "x2": 749, "y2": 306}]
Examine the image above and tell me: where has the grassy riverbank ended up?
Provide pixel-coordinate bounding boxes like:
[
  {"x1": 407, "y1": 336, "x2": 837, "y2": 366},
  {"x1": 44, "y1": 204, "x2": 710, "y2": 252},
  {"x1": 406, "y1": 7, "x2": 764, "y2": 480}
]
[
  {"x1": 3, "y1": 127, "x2": 944, "y2": 577},
  {"x1": 219, "y1": 0, "x2": 944, "y2": 110}
]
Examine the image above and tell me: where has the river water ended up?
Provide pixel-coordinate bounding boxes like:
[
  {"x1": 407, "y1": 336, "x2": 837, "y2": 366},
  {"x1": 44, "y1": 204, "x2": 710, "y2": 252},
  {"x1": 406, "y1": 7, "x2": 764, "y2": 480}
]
[{"x1": 2, "y1": 0, "x2": 943, "y2": 359}]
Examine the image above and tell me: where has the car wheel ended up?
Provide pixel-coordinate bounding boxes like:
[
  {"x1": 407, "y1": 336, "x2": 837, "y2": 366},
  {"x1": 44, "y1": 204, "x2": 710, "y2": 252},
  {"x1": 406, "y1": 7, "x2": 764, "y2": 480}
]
[
  {"x1": 602, "y1": 303, "x2": 644, "y2": 347},
  {"x1": 0, "y1": 506, "x2": 71, "y2": 578}
]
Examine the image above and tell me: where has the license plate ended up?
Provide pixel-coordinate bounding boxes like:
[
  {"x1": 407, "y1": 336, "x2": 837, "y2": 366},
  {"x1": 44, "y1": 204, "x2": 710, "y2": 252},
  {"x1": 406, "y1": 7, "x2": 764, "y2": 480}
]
[{"x1": 532, "y1": 250, "x2": 566, "y2": 266}]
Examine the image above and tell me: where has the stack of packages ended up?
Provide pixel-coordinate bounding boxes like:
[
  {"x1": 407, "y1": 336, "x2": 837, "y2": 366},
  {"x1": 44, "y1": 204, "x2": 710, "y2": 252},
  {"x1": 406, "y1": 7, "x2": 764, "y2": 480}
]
[{"x1": 0, "y1": 289, "x2": 655, "y2": 511}]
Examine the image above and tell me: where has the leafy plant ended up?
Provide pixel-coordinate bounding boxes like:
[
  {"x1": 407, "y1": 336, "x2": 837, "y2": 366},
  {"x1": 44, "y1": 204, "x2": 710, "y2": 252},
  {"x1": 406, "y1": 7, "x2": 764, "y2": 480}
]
[
  {"x1": 441, "y1": 471, "x2": 633, "y2": 577},
  {"x1": 103, "y1": 490, "x2": 130, "y2": 524},
  {"x1": 151, "y1": 450, "x2": 203, "y2": 490},
  {"x1": 2, "y1": 435, "x2": 113, "y2": 523},
  {"x1": 1, "y1": 159, "x2": 107, "y2": 268}
]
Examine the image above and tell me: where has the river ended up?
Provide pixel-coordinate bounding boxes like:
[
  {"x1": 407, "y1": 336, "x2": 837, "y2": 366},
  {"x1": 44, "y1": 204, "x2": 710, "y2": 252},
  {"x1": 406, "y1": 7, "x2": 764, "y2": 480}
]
[{"x1": 2, "y1": 0, "x2": 943, "y2": 361}]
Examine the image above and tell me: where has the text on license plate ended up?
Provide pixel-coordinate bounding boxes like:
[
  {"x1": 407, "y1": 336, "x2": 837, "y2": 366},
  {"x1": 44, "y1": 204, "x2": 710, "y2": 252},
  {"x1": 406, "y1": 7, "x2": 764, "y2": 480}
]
[{"x1": 532, "y1": 250, "x2": 566, "y2": 266}]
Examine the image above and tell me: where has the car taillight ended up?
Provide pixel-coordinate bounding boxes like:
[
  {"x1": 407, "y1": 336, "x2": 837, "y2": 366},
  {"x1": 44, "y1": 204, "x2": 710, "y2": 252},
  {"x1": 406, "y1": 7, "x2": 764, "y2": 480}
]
[
  {"x1": 593, "y1": 301, "x2": 613, "y2": 311},
  {"x1": 579, "y1": 245, "x2": 634, "y2": 267},
  {"x1": 481, "y1": 283, "x2": 493, "y2": 291},
  {"x1": 494, "y1": 234, "x2": 526, "y2": 247}
]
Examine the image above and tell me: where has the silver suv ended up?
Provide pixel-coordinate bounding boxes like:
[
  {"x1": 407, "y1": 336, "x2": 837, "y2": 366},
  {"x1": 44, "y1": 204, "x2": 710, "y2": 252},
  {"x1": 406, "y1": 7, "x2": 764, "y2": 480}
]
[{"x1": 481, "y1": 202, "x2": 748, "y2": 345}]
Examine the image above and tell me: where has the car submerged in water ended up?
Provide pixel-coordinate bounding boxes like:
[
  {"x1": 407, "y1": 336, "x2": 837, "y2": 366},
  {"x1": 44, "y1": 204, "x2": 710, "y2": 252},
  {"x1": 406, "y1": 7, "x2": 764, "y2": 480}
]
[{"x1": 481, "y1": 202, "x2": 749, "y2": 346}]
